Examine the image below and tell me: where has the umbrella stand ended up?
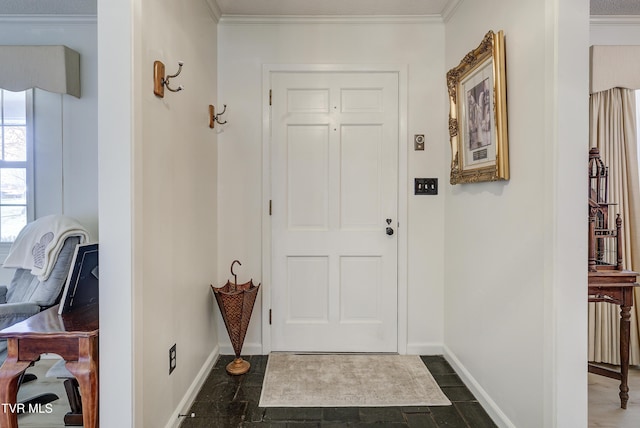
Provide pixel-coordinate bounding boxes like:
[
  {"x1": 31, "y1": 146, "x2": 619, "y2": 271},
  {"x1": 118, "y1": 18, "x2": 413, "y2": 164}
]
[{"x1": 211, "y1": 260, "x2": 260, "y2": 375}]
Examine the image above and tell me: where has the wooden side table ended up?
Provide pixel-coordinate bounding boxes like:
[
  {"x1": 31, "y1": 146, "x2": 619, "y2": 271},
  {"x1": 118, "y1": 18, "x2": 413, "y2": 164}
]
[
  {"x1": 0, "y1": 303, "x2": 98, "y2": 427},
  {"x1": 588, "y1": 270, "x2": 639, "y2": 409}
]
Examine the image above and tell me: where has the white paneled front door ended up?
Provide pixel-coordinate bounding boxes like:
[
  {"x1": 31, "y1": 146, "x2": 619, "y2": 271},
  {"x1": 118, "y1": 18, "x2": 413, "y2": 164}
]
[{"x1": 269, "y1": 71, "x2": 399, "y2": 352}]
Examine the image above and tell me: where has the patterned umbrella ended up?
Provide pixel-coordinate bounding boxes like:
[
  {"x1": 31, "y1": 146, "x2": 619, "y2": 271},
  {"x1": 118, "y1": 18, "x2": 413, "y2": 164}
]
[{"x1": 211, "y1": 260, "x2": 260, "y2": 375}]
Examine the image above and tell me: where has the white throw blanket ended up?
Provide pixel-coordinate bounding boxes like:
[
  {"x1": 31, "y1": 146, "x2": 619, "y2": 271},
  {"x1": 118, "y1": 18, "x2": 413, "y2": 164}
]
[{"x1": 4, "y1": 215, "x2": 90, "y2": 281}]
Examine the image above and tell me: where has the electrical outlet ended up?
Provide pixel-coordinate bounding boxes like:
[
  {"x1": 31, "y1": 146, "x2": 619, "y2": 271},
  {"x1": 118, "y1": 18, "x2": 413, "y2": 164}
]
[
  {"x1": 169, "y1": 344, "x2": 177, "y2": 374},
  {"x1": 414, "y1": 134, "x2": 425, "y2": 151}
]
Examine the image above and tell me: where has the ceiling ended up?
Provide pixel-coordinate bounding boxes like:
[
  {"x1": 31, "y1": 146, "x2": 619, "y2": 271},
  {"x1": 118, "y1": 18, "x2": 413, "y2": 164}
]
[
  {"x1": 0, "y1": 0, "x2": 96, "y2": 15},
  {"x1": 0, "y1": 0, "x2": 638, "y2": 17},
  {"x1": 591, "y1": 0, "x2": 640, "y2": 15},
  {"x1": 216, "y1": 0, "x2": 640, "y2": 17}
]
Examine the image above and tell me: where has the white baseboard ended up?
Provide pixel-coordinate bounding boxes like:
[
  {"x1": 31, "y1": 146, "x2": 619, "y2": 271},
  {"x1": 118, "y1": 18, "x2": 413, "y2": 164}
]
[
  {"x1": 443, "y1": 345, "x2": 515, "y2": 428},
  {"x1": 218, "y1": 342, "x2": 263, "y2": 356},
  {"x1": 406, "y1": 342, "x2": 444, "y2": 356},
  {"x1": 218, "y1": 342, "x2": 441, "y2": 356},
  {"x1": 164, "y1": 345, "x2": 220, "y2": 428}
]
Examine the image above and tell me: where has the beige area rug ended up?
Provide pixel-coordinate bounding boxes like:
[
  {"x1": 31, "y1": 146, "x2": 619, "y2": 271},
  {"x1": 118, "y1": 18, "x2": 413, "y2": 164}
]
[{"x1": 259, "y1": 353, "x2": 452, "y2": 407}]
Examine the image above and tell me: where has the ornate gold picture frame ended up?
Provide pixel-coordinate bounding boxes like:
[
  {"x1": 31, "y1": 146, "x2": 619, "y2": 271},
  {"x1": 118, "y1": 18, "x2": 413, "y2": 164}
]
[{"x1": 447, "y1": 30, "x2": 509, "y2": 184}]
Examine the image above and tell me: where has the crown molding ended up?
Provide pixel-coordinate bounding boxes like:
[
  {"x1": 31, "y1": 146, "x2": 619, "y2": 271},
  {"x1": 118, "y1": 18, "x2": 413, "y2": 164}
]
[
  {"x1": 218, "y1": 14, "x2": 443, "y2": 25},
  {"x1": 590, "y1": 15, "x2": 640, "y2": 25},
  {"x1": 0, "y1": 14, "x2": 96, "y2": 24},
  {"x1": 441, "y1": 0, "x2": 462, "y2": 23},
  {"x1": 205, "y1": 0, "x2": 221, "y2": 22}
]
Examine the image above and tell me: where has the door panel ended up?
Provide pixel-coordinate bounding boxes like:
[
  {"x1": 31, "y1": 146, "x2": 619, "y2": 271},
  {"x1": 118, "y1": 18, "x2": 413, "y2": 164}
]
[
  {"x1": 287, "y1": 256, "x2": 329, "y2": 322},
  {"x1": 287, "y1": 125, "x2": 329, "y2": 230},
  {"x1": 340, "y1": 256, "x2": 382, "y2": 322},
  {"x1": 341, "y1": 124, "x2": 382, "y2": 229}
]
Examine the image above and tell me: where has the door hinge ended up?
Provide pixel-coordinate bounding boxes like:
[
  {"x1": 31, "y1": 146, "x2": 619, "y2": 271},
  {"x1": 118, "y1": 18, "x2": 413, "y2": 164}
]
[
  {"x1": 269, "y1": 309, "x2": 272, "y2": 325},
  {"x1": 269, "y1": 89, "x2": 272, "y2": 106},
  {"x1": 269, "y1": 200, "x2": 272, "y2": 216}
]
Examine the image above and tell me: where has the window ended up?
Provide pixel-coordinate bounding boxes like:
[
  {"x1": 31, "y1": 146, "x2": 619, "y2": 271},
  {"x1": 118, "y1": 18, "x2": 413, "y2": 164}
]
[{"x1": 0, "y1": 89, "x2": 33, "y2": 243}]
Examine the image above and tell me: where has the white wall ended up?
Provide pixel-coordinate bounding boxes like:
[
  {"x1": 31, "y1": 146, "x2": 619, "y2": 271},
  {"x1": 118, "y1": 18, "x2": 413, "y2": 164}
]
[
  {"x1": 99, "y1": 0, "x2": 219, "y2": 427},
  {"x1": 444, "y1": 1, "x2": 589, "y2": 427},
  {"x1": 98, "y1": 0, "x2": 135, "y2": 425},
  {"x1": 138, "y1": 1, "x2": 219, "y2": 427},
  {"x1": 591, "y1": 17, "x2": 640, "y2": 45},
  {"x1": 217, "y1": 17, "x2": 447, "y2": 355}
]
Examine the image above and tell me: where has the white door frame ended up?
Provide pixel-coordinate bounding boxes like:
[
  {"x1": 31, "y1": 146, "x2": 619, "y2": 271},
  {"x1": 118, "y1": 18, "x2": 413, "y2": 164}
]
[{"x1": 261, "y1": 63, "x2": 408, "y2": 354}]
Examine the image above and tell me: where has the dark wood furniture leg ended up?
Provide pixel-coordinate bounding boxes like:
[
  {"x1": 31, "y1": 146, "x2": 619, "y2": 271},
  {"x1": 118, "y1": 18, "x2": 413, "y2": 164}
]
[
  {"x1": 620, "y1": 300, "x2": 632, "y2": 409},
  {"x1": 63, "y1": 378, "x2": 83, "y2": 426},
  {"x1": 64, "y1": 336, "x2": 99, "y2": 428},
  {"x1": 0, "y1": 339, "x2": 34, "y2": 428}
]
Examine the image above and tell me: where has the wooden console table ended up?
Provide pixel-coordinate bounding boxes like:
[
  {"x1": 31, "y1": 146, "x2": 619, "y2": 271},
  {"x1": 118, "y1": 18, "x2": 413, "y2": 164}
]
[
  {"x1": 0, "y1": 303, "x2": 98, "y2": 427},
  {"x1": 588, "y1": 270, "x2": 639, "y2": 409}
]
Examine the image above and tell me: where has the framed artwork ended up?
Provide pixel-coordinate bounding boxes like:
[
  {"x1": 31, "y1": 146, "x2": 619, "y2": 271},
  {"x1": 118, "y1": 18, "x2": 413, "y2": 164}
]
[
  {"x1": 446, "y1": 30, "x2": 509, "y2": 184},
  {"x1": 59, "y1": 243, "x2": 99, "y2": 314}
]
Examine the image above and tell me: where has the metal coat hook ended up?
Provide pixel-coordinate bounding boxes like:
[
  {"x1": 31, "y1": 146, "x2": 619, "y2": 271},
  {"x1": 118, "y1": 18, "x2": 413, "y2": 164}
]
[
  {"x1": 153, "y1": 60, "x2": 184, "y2": 98},
  {"x1": 209, "y1": 104, "x2": 228, "y2": 128}
]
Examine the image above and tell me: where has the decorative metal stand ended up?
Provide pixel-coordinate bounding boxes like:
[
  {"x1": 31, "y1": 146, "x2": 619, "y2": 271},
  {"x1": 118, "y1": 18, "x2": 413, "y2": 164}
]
[{"x1": 211, "y1": 260, "x2": 260, "y2": 375}]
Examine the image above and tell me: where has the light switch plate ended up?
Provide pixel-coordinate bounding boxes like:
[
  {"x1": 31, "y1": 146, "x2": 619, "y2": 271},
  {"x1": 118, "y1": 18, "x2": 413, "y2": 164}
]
[
  {"x1": 415, "y1": 178, "x2": 438, "y2": 195},
  {"x1": 414, "y1": 134, "x2": 425, "y2": 151}
]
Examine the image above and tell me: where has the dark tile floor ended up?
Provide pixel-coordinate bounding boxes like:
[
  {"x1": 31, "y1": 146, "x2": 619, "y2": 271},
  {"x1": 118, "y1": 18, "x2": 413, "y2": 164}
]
[{"x1": 180, "y1": 354, "x2": 497, "y2": 428}]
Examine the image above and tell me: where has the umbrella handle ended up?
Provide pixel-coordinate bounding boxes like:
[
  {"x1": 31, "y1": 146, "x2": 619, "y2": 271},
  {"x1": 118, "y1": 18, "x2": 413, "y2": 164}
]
[{"x1": 231, "y1": 260, "x2": 241, "y2": 285}]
